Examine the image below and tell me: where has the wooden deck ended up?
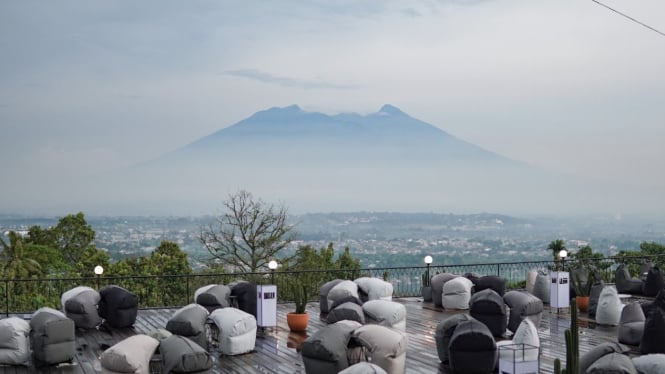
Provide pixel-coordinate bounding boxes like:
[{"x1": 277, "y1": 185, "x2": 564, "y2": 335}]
[{"x1": 0, "y1": 298, "x2": 639, "y2": 374}]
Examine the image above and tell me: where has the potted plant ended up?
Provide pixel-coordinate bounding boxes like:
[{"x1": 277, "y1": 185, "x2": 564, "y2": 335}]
[
  {"x1": 571, "y1": 267, "x2": 592, "y2": 312},
  {"x1": 286, "y1": 278, "x2": 311, "y2": 331}
]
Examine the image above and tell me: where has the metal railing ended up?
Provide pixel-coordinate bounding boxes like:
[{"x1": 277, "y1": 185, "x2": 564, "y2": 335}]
[{"x1": 2, "y1": 254, "x2": 663, "y2": 315}]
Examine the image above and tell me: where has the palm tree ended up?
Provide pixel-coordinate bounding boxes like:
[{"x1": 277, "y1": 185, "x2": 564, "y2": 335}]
[
  {"x1": 0, "y1": 231, "x2": 42, "y2": 278},
  {"x1": 548, "y1": 239, "x2": 567, "y2": 270}
]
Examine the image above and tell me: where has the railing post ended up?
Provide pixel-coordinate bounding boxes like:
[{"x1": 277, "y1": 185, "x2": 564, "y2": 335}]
[
  {"x1": 497, "y1": 263, "x2": 500, "y2": 277},
  {"x1": 5, "y1": 280, "x2": 8, "y2": 317},
  {"x1": 186, "y1": 275, "x2": 190, "y2": 306}
]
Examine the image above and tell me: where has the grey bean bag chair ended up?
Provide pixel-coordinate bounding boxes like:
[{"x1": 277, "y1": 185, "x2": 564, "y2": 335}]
[
  {"x1": 643, "y1": 266, "x2": 664, "y2": 297},
  {"x1": 29, "y1": 307, "x2": 75, "y2": 365},
  {"x1": 362, "y1": 300, "x2": 406, "y2": 331},
  {"x1": 230, "y1": 281, "x2": 257, "y2": 319},
  {"x1": 99, "y1": 285, "x2": 139, "y2": 328},
  {"x1": 208, "y1": 307, "x2": 257, "y2": 355},
  {"x1": 431, "y1": 273, "x2": 458, "y2": 307},
  {"x1": 632, "y1": 354, "x2": 665, "y2": 374},
  {"x1": 353, "y1": 324, "x2": 407, "y2": 374},
  {"x1": 99, "y1": 334, "x2": 159, "y2": 374},
  {"x1": 640, "y1": 302, "x2": 665, "y2": 354},
  {"x1": 503, "y1": 291, "x2": 544, "y2": 333},
  {"x1": 448, "y1": 318, "x2": 497, "y2": 374},
  {"x1": 194, "y1": 284, "x2": 231, "y2": 313},
  {"x1": 166, "y1": 304, "x2": 209, "y2": 349},
  {"x1": 60, "y1": 286, "x2": 102, "y2": 329},
  {"x1": 354, "y1": 277, "x2": 393, "y2": 302},
  {"x1": 327, "y1": 280, "x2": 360, "y2": 312},
  {"x1": 469, "y1": 288, "x2": 507, "y2": 337},
  {"x1": 160, "y1": 335, "x2": 213, "y2": 373},
  {"x1": 587, "y1": 353, "x2": 637, "y2": 374},
  {"x1": 327, "y1": 302, "x2": 365, "y2": 325},
  {"x1": 619, "y1": 302, "x2": 645, "y2": 346},
  {"x1": 339, "y1": 362, "x2": 388, "y2": 374},
  {"x1": 525, "y1": 269, "x2": 539, "y2": 294},
  {"x1": 463, "y1": 272, "x2": 481, "y2": 286},
  {"x1": 442, "y1": 276, "x2": 474, "y2": 310},
  {"x1": 474, "y1": 275, "x2": 506, "y2": 296},
  {"x1": 589, "y1": 271, "x2": 605, "y2": 318},
  {"x1": 616, "y1": 264, "x2": 644, "y2": 294},
  {"x1": 301, "y1": 320, "x2": 362, "y2": 374},
  {"x1": 580, "y1": 342, "x2": 630, "y2": 373},
  {"x1": 319, "y1": 279, "x2": 344, "y2": 314},
  {"x1": 532, "y1": 270, "x2": 550, "y2": 304},
  {"x1": 435, "y1": 314, "x2": 473, "y2": 364},
  {"x1": 0, "y1": 317, "x2": 30, "y2": 365},
  {"x1": 596, "y1": 286, "x2": 624, "y2": 326}
]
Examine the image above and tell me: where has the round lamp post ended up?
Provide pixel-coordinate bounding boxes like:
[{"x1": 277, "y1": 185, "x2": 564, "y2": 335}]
[
  {"x1": 268, "y1": 260, "x2": 278, "y2": 284},
  {"x1": 559, "y1": 249, "x2": 568, "y2": 271},
  {"x1": 424, "y1": 256, "x2": 433, "y2": 286},
  {"x1": 94, "y1": 265, "x2": 104, "y2": 290}
]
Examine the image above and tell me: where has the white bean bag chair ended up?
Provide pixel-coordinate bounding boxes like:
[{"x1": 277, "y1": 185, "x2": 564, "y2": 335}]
[
  {"x1": 0, "y1": 317, "x2": 30, "y2": 365},
  {"x1": 526, "y1": 269, "x2": 539, "y2": 294},
  {"x1": 362, "y1": 300, "x2": 406, "y2": 331},
  {"x1": 596, "y1": 286, "x2": 624, "y2": 326},
  {"x1": 209, "y1": 307, "x2": 257, "y2": 355},
  {"x1": 354, "y1": 277, "x2": 393, "y2": 302},
  {"x1": 352, "y1": 324, "x2": 407, "y2": 374},
  {"x1": 100, "y1": 334, "x2": 160, "y2": 374},
  {"x1": 632, "y1": 354, "x2": 665, "y2": 374},
  {"x1": 441, "y1": 277, "x2": 473, "y2": 310},
  {"x1": 327, "y1": 280, "x2": 359, "y2": 312},
  {"x1": 60, "y1": 286, "x2": 102, "y2": 329},
  {"x1": 496, "y1": 318, "x2": 540, "y2": 363}
]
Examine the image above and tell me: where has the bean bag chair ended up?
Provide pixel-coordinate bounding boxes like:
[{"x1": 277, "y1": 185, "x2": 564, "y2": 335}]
[
  {"x1": 301, "y1": 320, "x2": 361, "y2": 374},
  {"x1": 632, "y1": 354, "x2": 665, "y2": 374},
  {"x1": 194, "y1": 284, "x2": 231, "y2": 313},
  {"x1": 580, "y1": 341, "x2": 630, "y2": 373},
  {"x1": 353, "y1": 324, "x2": 407, "y2": 374},
  {"x1": 596, "y1": 286, "x2": 624, "y2": 326},
  {"x1": 327, "y1": 302, "x2": 365, "y2": 325},
  {"x1": 60, "y1": 286, "x2": 102, "y2": 329},
  {"x1": 525, "y1": 269, "x2": 539, "y2": 294},
  {"x1": 209, "y1": 307, "x2": 257, "y2": 355},
  {"x1": 639, "y1": 262, "x2": 654, "y2": 281},
  {"x1": 99, "y1": 334, "x2": 159, "y2": 374},
  {"x1": 616, "y1": 264, "x2": 644, "y2": 294},
  {"x1": 430, "y1": 273, "x2": 458, "y2": 307},
  {"x1": 319, "y1": 279, "x2": 343, "y2": 314},
  {"x1": 339, "y1": 362, "x2": 388, "y2": 374},
  {"x1": 463, "y1": 272, "x2": 481, "y2": 286},
  {"x1": 532, "y1": 271, "x2": 550, "y2": 304},
  {"x1": 474, "y1": 275, "x2": 506, "y2": 296},
  {"x1": 470, "y1": 288, "x2": 507, "y2": 337},
  {"x1": 640, "y1": 302, "x2": 665, "y2": 354},
  {"x1": 442, "y1": 277, "x2": 473, "y2": 310},
  {"x1": 362, "y1": 300, "x2": 406, "y2": 331},
  {"x1": 643, "y1": 266, "x2": 665, "y2": 297},
  {"x1": 619, "y1": 302, "x2": 645, "y2": 346},
  {"x1": 160, "y1": 335, "x2": 213, "y2": 373},
  {"x1": 448, "y1": 318, "x2": 497, "y2": 374},
  {"x1": 29, "y1": 307, "x2": 75, "y2": 365},
  {"x1": 0, "y1": 317, "x2": 30, "y2": 365},
  {"x1": 354, "y1": 277, "x2": 393, "y2": 302},
  {"x1": 587, "y1": 353, "x2": 637, "y2": 374},
  {"x1": 435, "y1": 314, "x2": 473, "y2": 364},
  {"x1": 327, "y1": 281, "x2": 359, "y2": 312},
  {"x1": 589, "y1": 271, "x2": 605, "y2": 318},
  {"x1": 230, "y1": 281, "x2": 257, "y2": 319},
  {"x1": 166, "y1": 304, "x2": 209, "y2": 349},
  {"x1": 496, "y1": 318, "x2": 540, "y2": 363},
  {"x1": 98, "y1": 285, "x2": 139, "y2": 328},
  {"x1": 503, "y1": 291, "x2": 544, "y2": 333}
]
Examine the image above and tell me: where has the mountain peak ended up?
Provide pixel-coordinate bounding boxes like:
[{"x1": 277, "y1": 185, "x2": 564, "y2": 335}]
[{"x1": 378, "y1": 104, "x2": 404, "y2": 116}]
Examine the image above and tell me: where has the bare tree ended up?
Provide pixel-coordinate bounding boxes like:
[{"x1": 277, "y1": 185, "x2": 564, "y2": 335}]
[{"x1": 199, "y1": 190, "x2": 296, "y2": 272}]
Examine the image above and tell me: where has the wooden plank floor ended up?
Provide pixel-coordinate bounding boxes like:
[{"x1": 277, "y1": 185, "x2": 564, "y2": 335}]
[{"x1": 0, "y1": 298, "x2": 639, "y2": 374}]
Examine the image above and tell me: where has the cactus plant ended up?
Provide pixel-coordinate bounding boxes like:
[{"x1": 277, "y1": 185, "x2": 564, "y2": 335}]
[{"x1": 554, "y1": 298, "x2": 579, "y2": 374}]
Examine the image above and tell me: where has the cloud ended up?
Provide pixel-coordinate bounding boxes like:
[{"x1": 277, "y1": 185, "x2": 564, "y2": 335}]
[{"x1": 223, "y1": 69, "x2": 358, "y2": 90}]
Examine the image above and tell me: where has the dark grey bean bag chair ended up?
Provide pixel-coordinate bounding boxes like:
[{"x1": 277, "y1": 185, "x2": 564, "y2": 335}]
[
  {"x1": 639, "y1": 262, "x2": 654, "y2": 281},
  {"x1": 474, "y1": 275, "x2": 506, "y2": 296},
  {"x1": 166, "y1": 304, "x2": 209, "y2": 349},
  {"x1": 338, "y1": 362, "x2": 388, "y2": 374},
  {"x1": 60, "y1": 286, "x2": 102, "y2": 329},
  {"x1": 532, "y1": 271, "x2": 550, "y2": 304},
  {"x1": 619, "y1": 302, "x2": 645, "y2": 346},
  {"x1": 470, "y1": 288, "x2": 507, "y2": 337},
  {"x1": 435, "y1": 314, "x2": 473, "y2": 364},
  {"x1": 98, "y1": 285, "x2": 139, "y2": 328},
  {"x1": 99, "y1": 334, "x2": 160, "y2": 374},
  {"x1": 194, "y1": 284, "x2": 231, "y2": 313},
  {"x1": 632, "y1": 354, "x2": 665, "y2": 374},
  {"x1": 160, "y1": 335, "x2": 213, "y2": 374},
  {"x1": 327, "y1": 302, "x2": 365, "y2": 325},
  {"x1": 640, "y1": 303, "x2": 665, "y2": 354},
  {"x1": 643, "y1": 266, "x2": 664, "y2": 297},
  {"x1": 587, "y1": 353, "x2": 637, "y2": 374},
  {"x1": 29, "y1": 307, "x2": 75, "y2": 365},
  {"x1": 503, "y1": 290, "x2": 544, "y2": 333},
  {"x1": 463, "y1": 272, "x2": 481, "y2": 286},
  {"x1": 580, "y1": 342, "x2": 631, "y2": 373},
  {"x1": 301, "y1": 320, "x2": 361, "y2": 374},
  {"x1": 230, "y1": 281, "x2": 257, "y2": 319},
  {"x1": 352, "y1": 324, "x2": 407, "y2": 374},
  {"x1": 0, "y1": 317, "x2": 30, "y2": 365},
  {"x1": 430, "y1": 273, "x2": 458, "y2": 307},
  {"x1": 362, "y1": 300, "x2": 406, "y2": 331},
  {"x1": 448, "y1": 318, "x2": 497, "y2": 374},
  {"x1": 319, "y1": 279, "x2": 344, "y2": 314},
  {"x1": 641, "y1": 289, "x2": 665, "y2": 317},
  {"x1": 589, "y1": 271, "x2": 605, "y2": 318},
  {"x1": 616, "y1": 264, "x2": 644, "y2": 294}
]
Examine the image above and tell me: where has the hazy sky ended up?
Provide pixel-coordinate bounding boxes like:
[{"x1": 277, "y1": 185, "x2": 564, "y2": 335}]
[{"x1": 1, "y1": 1, "x2": 664, "y2": 215}]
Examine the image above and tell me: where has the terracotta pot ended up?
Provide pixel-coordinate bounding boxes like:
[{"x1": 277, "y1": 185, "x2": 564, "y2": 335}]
[
  {"x1": 287, "y1": 312, "x2": 309, "y2": 332},
  {"x1": 577, "y1": 296, "x2": 590, "y2": 312}
]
